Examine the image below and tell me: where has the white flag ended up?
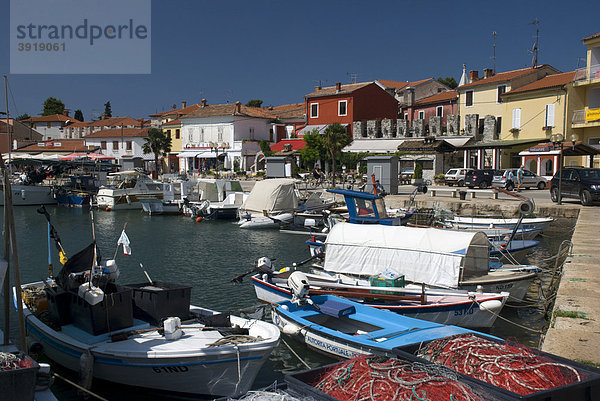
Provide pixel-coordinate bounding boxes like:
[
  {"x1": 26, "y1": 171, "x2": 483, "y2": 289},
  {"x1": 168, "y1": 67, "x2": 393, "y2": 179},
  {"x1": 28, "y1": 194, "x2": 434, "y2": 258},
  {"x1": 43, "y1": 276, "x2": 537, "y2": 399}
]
[{"x1": 117, "y1": 230, "x2": 131, "y2": 255}]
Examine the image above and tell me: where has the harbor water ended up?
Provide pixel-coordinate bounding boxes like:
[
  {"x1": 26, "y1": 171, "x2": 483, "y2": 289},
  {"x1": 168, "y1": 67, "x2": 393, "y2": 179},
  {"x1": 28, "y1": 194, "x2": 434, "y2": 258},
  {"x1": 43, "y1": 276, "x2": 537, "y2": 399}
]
[{"x1": 0, "y1": 206, "x2": 575, "y2": 400}]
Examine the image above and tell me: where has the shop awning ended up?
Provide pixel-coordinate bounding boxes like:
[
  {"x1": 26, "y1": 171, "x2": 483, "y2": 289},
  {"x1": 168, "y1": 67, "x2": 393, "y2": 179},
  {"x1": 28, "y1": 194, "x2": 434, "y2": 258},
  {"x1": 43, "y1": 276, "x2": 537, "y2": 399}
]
[{"x1": 458, "y1": 138, "x2": 547, "y2": 150}]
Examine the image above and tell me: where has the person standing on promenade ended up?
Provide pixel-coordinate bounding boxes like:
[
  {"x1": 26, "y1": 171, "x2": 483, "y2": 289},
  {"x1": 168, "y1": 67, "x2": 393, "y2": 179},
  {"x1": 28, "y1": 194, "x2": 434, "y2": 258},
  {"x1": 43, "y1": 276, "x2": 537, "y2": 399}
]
[{"x1": 516, "y1": 165, "x2": 524, "y2": 191}]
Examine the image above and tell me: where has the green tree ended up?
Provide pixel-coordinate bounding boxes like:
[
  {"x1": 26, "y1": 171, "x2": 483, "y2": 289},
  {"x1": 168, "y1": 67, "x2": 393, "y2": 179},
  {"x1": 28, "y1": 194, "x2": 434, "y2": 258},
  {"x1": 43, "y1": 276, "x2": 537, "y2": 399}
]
[
  {"x1": 142, "y1": 128, "x2": 172, "y2": 178},
  {"x1": 16, "y1": 113, "x2": 30, "y2": 120},
  {"x1": 104, "y1": 101, "x2": 112, "y2": 118},
  {"x1": 74, "y1": 110, "x2": 84, "y2": 121},
  {"x1": 245, "y1": 99, "x2": 263, "y2": 108},
  {"x1": 322, "y1": 123, "x2": 353, "y2": 186},
  {"x1": 299, "y1": 129, "x2": 327, "y2": 168},
  {"x1": 259, "y1": 140, "x2": 274, "y2": 157},
  {"x1": 437, "y1": 77, "x2": 458, "y2": 89},
  {"x1": 42, "y1": 97, "x2": 65, "y2": 116}
]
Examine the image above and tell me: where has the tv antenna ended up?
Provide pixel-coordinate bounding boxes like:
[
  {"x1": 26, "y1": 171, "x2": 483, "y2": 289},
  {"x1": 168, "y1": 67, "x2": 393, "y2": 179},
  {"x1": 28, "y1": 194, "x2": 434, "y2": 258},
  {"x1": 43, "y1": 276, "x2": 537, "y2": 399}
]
[
  {"x1": 529, "y1": 19, "x2": 540, "y2": 68},
  {"x1": 491, "y1": 31, "x2": 497, "y2": 74},
  {"x1": 347, "y1": 72, "x2": 358, "y2": 84},
  {"x1": 224, "y1": 89, "x2": 233, "y2": 104},
  {"x1": 314, "y1": 79, "x2": 328, "y2": 88}
]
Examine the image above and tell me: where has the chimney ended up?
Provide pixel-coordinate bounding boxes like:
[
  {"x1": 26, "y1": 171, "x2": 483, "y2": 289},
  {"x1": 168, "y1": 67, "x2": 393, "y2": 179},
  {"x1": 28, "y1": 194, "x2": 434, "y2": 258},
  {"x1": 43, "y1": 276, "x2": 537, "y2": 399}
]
[
  {"x1": 315, "y1": 86, "x2": 321, "y2": 92},
  {"x1": 469, "y1": 70, "x2": 479, "y2": 83},
  {"x1": 235, "y1": 101, "x2": 241, "y2": 114},
  {"x1": 335, "y1": 82, "x2": 342, "y2": 92},
  {"x1": 201, "y1": 99, "x2": 207, "y2": 108},
  {"x1": 63, "y1": 110, "x2": 69, "y2": 116},
  {"x1": 405, "y1": 87, "x2": 415, "y2": 107},
  {"x1": 483, "y1": 68, "x2": 494, "y2": 79},
  {"x1": 181, "y1": 101, "x2": 187, "y2": 108}
]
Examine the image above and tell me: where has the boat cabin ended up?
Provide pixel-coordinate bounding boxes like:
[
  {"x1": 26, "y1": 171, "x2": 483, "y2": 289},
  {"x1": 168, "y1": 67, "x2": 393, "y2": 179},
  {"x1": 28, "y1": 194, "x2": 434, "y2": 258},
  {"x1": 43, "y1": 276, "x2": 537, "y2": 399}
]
[{"x1": 327, "y1": 188, "x2": 402, "y2": 225}]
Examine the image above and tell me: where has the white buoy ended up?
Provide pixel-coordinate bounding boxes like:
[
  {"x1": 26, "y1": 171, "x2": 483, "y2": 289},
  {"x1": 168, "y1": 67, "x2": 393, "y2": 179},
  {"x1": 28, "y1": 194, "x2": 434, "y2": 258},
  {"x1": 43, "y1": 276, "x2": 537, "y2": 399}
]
[
  {"x1": 282, "y1": 324, "x2": 301, "y2": 336},
  {"x1": 479, "y1": 299, "x2": 503, "y2": 312}
]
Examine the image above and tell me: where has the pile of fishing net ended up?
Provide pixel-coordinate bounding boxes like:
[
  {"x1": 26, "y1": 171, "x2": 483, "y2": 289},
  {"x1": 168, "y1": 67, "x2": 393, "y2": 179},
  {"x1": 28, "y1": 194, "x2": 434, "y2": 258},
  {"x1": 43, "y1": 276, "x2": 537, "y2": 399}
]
[
  {"x1": 0, "y1": 352, "x2": 36, "y2": 371},
  {"x1": 312, "y1": 356, "x2": 495, "y2": 401},
  {"x1": 417, "y1": 334, "x2": 584, "y2": 395}
]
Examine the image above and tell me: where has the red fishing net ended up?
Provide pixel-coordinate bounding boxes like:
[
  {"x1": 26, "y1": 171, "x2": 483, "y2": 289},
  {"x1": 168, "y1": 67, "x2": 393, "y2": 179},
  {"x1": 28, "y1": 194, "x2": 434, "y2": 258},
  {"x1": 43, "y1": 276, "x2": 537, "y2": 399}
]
[
  {"x1": 311, "y1": 356, "x2": 494, "y2": 401},
  {"x1": 0, "y1": 352, "x2": 35, "y2": 371},
  {"x1": 417, "y1": 334, "x2": 583, "y2": 395}
]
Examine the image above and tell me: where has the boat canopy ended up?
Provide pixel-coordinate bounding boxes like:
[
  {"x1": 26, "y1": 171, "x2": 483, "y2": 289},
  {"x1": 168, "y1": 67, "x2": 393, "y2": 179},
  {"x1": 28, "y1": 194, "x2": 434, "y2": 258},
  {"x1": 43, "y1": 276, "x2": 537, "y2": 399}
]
[
  {"x1": 241, "y1": 178, "x2": 299, "y2": 214},
  {"x1": 323, "y1": 223, "x2": 490, "y2": 288},
  {"x1": 197, "y1": 179, "x2": 243, "y2": 202}
]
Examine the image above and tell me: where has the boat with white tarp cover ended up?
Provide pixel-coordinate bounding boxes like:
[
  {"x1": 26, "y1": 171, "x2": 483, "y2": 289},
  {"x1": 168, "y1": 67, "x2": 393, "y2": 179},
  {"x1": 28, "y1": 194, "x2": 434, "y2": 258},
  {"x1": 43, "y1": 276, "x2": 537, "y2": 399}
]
[{"x1": 322, "y1": 222, "x2": 539, "y2": 299}]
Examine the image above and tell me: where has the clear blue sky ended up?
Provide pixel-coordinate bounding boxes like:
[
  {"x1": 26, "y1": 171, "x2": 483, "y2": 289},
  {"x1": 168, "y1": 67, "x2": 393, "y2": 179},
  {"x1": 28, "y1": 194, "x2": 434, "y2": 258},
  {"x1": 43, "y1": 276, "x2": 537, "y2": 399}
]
[{"x1": 2, "y1": 0, "x2": 599, "y2": 120}]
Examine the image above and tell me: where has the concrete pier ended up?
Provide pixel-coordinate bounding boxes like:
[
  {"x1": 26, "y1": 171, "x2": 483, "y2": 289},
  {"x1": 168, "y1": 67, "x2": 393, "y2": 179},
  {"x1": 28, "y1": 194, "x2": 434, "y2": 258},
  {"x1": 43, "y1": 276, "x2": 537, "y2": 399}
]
[{"x1": 542, "y1": 206, "x2": 600, "y2": 366}]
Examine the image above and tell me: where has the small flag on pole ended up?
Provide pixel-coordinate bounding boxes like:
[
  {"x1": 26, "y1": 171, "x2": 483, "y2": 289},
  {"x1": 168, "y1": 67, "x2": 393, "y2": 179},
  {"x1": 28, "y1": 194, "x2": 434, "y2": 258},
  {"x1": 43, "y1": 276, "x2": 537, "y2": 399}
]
[{"x1": 117, "y1": 230, "x2": 131, "y2": 255}]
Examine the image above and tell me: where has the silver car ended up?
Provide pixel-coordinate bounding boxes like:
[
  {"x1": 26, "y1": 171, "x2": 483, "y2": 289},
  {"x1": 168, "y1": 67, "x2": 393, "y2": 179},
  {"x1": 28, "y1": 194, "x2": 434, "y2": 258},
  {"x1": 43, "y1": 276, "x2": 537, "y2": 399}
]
[{"x1": 491, "y1": 169, "x2": 548, "y2": 190}]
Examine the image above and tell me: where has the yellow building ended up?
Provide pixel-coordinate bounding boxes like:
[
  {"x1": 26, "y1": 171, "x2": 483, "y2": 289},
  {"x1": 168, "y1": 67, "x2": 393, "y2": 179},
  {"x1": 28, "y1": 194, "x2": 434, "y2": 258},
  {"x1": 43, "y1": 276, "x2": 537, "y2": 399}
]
[
  {"x1": 500, "y1": 71, "x2": 575, "y2": 175},
  {"x1": 456, "y1": 65, "x2": 560, "y2": 169},
  {"x1": 570, "y1": 32, "x2": 600, "y2": 168}
]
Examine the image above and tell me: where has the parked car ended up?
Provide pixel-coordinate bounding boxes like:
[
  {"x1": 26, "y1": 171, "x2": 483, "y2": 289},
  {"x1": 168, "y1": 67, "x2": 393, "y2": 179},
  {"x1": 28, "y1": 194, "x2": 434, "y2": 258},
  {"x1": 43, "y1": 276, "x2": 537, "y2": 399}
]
[
  {"x1": 444, "y1": 168, "x2": 473, "y2": 186},
  {"x1": 491, "y1": 169, "x2": 548, "y2": 190},
  {"x1": 549, "y1": 167, "x2": 600, "y2": 206},
  {"x1": 464, "y1": 169, "x2": 503, "y2": 189}
]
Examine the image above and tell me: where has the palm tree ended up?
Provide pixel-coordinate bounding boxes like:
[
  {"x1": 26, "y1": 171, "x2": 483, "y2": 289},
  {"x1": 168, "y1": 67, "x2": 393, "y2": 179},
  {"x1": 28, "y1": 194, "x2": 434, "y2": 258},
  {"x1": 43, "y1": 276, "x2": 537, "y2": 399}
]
[
  {"x1": 322, "y1": 124, "x2": 353, "y2": 186},
  {"x1": 142, "y1": 128, "x2": 172, "y2": 179}
]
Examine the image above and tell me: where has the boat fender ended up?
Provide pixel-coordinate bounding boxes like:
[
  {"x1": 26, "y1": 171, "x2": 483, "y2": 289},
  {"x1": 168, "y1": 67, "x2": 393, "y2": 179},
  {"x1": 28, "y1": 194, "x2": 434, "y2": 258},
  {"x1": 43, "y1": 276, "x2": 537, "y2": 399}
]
[
  {"x1": 282, "y1": 324, "x2": 301, "y2": 336},
  {"x1": 21, "y1": 189, "x2": 26, "y2": 200},
  {"x1": 164, "y1": 317, "x2": 183, "y2": 340},
  {"x1": 126, "y1": 195, "x2": 131, "y2": 204},
  {"x1": 280, "y1": 305, "x2": 289, "y2": 311},
  {"x1": 476, "y1": 285, "x2": 484, "y2": 293},
  {"x1": 479, "y1": 299, "x2": 503, "y2": 313},
  {"x1": 78, "y1": 349, "x2": 94, "y2": 390}
]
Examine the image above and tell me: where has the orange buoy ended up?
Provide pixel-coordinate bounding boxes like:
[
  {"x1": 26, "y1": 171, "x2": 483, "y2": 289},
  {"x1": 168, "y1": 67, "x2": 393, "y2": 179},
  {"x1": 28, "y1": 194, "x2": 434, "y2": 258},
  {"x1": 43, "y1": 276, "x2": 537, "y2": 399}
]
[
  {"x1": 105, "y1": 207, "x2": 111, "y2": 211},
  {"x1": 195, "y1": 217, "x2": 203, "y2": 223}
]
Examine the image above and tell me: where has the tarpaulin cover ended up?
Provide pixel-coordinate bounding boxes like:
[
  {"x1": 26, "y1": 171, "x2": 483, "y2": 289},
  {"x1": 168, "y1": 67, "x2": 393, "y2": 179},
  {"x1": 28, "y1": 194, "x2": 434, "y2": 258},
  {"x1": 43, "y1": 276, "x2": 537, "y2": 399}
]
[
  {"x1": 241, "y1": 178, "x2": 299, "y2": 214},
  {"x1": 56, "y1": 242, "x2": 101, "y2": 291},
  {"x1": 323, "y1": 223, "x2": 489, "y2": 288}
]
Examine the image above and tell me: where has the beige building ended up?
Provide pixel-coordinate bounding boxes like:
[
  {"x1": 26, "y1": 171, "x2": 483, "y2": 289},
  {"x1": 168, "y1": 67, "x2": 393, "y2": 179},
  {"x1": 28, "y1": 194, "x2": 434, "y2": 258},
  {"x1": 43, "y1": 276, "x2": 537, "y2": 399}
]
[
  {"x1": 570, "y1": 32, "x2": 600, "y2": 168},
  {"x1": 456, "y1": 65, "x2": 560, "y2": 169}
]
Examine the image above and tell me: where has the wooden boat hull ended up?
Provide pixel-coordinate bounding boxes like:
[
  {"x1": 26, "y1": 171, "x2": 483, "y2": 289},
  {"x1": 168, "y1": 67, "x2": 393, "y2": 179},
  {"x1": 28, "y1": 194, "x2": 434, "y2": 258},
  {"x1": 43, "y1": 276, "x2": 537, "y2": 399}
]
[{"x1": 252, "y1": 275, "x2": 506, "y2": 328}]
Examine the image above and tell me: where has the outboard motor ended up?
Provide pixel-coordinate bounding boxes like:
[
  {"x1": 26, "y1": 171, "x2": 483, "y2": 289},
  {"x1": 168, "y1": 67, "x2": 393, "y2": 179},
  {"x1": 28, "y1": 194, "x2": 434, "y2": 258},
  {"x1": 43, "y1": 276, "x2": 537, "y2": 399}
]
[
  {"x1": 256, "y1": 257, "x2": 274, "y2": 274},
  {"x1": 288, "y1": 271, "x2": 319, "y2": 310}
]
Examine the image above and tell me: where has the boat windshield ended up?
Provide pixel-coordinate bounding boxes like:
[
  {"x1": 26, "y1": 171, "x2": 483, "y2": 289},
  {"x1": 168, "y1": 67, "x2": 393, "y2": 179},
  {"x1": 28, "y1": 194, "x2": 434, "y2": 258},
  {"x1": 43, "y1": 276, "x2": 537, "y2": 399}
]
[
  {"x1": 374, "y1": 198, "x2": 388, "y2": 218},
  {"x1": 355, "y1": 198, "x2": 375, "y2": 217}
]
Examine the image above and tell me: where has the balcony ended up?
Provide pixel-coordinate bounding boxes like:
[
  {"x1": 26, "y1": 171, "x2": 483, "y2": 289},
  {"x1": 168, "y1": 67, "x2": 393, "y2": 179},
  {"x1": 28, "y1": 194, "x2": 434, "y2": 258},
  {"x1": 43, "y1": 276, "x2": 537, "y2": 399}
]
[
  {"x1": 573, "y1": 64, "x2": 600, "y2": 86},
  {"x1": 572, "y1": 108, "x2": 600, "y2": 128}
]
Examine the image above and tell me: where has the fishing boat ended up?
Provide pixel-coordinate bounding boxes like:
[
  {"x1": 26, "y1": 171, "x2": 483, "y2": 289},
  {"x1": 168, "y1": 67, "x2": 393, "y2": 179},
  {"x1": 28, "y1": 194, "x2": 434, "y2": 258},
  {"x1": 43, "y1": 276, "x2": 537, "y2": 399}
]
[
  {"x1": 449, "y1": 216, "x2": 553, "y2": 232},
  {"x1": 96, "y1": 171, "x2": 166, "y2": 210},
  {"x1": 55, "y1": 174, "x2": 99, "y2": 207},
  {"x1": 183, "y1": 179, "x2": 246, "y2": 220},
  {"x1": 250, "y1": 260, "x2": 508, "y2": 328},
  {"x1": 489, "y1": 238, "x2": 539, "y2": 264},
  {"x1": 326, "y1": 188, "x2": 413, "y2": 226},
  {"x1": 311, "y1": 222, "x2": 540, "y2": 301},
  {"x1": 238, "y1": 179, "x2": 333, "y2": 229},
  {"x1": 408, "y1": 223, "x2": 542, "y2": 241},
  {"x1": 271, "y1": 280, "x2": 491, "y2": 359}
]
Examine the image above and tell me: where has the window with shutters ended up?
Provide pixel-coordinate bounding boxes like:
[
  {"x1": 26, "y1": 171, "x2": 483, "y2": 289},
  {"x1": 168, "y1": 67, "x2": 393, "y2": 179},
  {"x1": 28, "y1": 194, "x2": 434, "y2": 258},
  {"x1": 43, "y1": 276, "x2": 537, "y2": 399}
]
[
  {"x1": 512, "y1": 108, "x2": 521, "y2": 129},
  {"x1": 465, "y1": 90, "x2": 473, "y2": 107},
  {"x1": 175, "y1": 129, "x2": 180, "y2": 139},
  {"x1": 545, "y1": 104, "x2": 555, "y2": 127},
  {"x1": 436, "y1": 106, "x2": 443, "y2": 117},
  {"x1": 338, "y1": 100, "x2": 347, "y2": 116},
  {"x1": 101, "y1": 141, "x2": 106, "y2": 150},
  {"x1": 310, "y1": 103, "x2": 319, "y2": 118},
  {"x1": 112, "y1": 141, "x2": 119, "y2": 150},
  {"x1": 497, "y1": 85, "x2": 506, "y2": 103},
  {"x1": 126, "y1": 141, "x2": 132, "y2": 151},
  {"x1": 418, "y1": 111, "x2": 425, "y2": 120},
  {"x1": 217, "y1": 126, "x2": 223, "y2": 142}
]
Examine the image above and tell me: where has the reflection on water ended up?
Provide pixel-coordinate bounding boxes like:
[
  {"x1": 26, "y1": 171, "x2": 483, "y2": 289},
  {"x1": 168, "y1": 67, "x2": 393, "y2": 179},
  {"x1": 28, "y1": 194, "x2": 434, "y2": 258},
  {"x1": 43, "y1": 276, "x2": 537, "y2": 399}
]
[{"x1": 0, "y1": 207, "x2": 575, "y2": 400}]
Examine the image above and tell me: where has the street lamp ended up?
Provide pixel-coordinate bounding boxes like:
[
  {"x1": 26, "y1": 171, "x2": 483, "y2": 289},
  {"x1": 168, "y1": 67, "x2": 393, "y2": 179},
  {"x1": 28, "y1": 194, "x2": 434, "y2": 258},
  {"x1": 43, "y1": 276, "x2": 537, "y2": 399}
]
[{"x1": 551, "y1": 133, "x2": 564, "y2": 205}]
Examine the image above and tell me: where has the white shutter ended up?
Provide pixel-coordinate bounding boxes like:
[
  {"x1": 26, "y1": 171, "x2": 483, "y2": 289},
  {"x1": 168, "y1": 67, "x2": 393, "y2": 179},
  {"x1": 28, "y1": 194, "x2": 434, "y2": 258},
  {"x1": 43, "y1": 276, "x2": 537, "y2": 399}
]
[
  {"x1": 546, "y1": 104, "x2": 555, "y2": 127},
  {"x1": 512, "y1": 108, "x2": 521, "y2": 129}
]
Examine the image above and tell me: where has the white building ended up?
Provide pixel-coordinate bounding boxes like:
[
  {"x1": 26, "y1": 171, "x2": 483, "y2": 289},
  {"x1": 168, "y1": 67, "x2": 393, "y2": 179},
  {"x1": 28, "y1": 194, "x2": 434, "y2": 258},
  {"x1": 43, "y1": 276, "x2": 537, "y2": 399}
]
[
  {"x1": 178, "y1": 101, "x2": 276, "y2": 173},
  {"x1": 63, "y1": 116, "x2": 145, "y2": 139},
  {"x1": 21, "y1": 114, "x2": 79, "y2": 140},
  {"x1": 83, "y1": 127, "x2": 153, "y2": 170}
]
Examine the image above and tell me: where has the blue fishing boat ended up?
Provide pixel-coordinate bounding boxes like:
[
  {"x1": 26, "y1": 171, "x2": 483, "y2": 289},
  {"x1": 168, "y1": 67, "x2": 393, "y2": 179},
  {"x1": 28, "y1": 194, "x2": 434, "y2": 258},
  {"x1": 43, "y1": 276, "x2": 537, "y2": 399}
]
[
  {"x1": 326, "y1": 188, "x2": 413, "y2": 226},
  {"x1": 271, "y1": 280, "x2": 495, "y2": 359}
]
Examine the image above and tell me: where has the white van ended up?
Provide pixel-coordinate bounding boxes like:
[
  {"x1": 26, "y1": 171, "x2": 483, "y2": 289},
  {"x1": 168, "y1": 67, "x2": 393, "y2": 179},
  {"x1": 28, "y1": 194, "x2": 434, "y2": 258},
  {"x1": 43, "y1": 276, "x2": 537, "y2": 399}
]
[{"x1": 444, "y1": 168, "x2": 473, "y2": 187}]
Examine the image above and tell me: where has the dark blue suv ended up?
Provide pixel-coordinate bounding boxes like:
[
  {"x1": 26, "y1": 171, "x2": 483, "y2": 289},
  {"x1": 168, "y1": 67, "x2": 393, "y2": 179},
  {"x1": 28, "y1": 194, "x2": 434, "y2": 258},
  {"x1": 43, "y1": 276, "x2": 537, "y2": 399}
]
[{"x1": 550, "y1": 168, "x2": 600, "y2": 206}]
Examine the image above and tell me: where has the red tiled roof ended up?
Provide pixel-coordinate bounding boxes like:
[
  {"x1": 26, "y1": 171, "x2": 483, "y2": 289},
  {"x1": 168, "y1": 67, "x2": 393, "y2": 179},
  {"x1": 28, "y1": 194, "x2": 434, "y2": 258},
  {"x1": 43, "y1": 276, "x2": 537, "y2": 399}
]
[
  {"x1": 270, "y1": 139, "x2": 307, "y2": 152},
  {"x1": 183, "y1": 103, "x2": 275, "y2": 119},
  {"x1": 503, "y1": 71, "x2": 576, "y2": 95},
  {"x1": 162, "y1": 119, "x2": 182, "y2": 126},
  {"x1": 377, "y1": 80, "x2": 410, "y2": 90},
  {"x1": 16, "y1": 139, "x2": 93, "y2": 153},
  {"x1": 265, "y1": 103, "x2": 305, "y2": 119},
  {"x1": 85, "y1": 127, "x2": 150, "y2": 138},
  {"x1": 68, "y1": 117, "x2": 144, "y2": 128},
  {"x1": 305, "y1": 82, "x2": 372, "y2": 98},
  {"x1": 414, "y1": 90, "x2": 458, "y2": 105},
  {"x1": 21, "y1": 114, "x2": 79, "y2": 123},
  {"x1": 457, "y1": 65, "x2": 558, "y2": 89},
  {"x1": 150, "y1": 104, "x2": 202, "y2": 118},
  {"x1": 583, "y1": 32, "x2": 600, "y2": 42}
]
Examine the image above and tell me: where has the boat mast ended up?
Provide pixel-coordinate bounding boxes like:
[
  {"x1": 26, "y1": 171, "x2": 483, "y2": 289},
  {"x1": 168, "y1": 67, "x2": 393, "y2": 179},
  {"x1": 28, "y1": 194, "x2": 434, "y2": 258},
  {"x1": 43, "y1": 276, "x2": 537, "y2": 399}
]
[{"x1": 3, "y1": 76, "x2": 10, "y2": 166}]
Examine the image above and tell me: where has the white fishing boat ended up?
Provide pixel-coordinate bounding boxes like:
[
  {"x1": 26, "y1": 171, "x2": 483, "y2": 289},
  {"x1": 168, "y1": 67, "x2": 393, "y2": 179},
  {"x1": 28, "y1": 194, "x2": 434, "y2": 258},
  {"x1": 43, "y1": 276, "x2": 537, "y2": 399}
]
[
  {"x1": 318, "y1": 223, "x2": 539, "y2": 301},
  {"x1": 183, "y1": 179, "x2": 247, "y2": 220},
  {"x1": 96, "y1": 171, "x2": 166, "y2": 210},
  {"x1": 249, "y1": 260, "x2": 508, "y2": 328},
  {"x1": 450, "y1": 216, "x2": 553, "y2": 232},
  {"x1": 18, "y1": 278, "x2": 280, "y2": 397}
]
